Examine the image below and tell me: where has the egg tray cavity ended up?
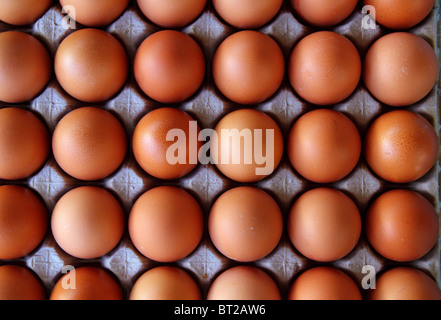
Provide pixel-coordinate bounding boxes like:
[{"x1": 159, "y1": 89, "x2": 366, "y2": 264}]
[{"x1": 0, "y1": 0, "x2": 440, "y2": 300}]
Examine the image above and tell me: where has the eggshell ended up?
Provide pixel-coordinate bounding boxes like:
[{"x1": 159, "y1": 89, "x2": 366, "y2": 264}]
[
  {"x1": 137, "y1": 0, "x2": 207, "y2": 28},
  {"x1": 54, "y1": 28, "x2": 128, "y2": 103},
  {"x1": 288, "y1": 109, "x2": 361, "y2": 183},
  {"x1": 289, "y1": 31, "x2": 361, "y2": 106},
  {"x1": 132, "y1": 108, "x2": 201, "y2": 180},
  {"x1": 291, "y1": 0, "x2": 358, "y2": 27},
  {"x1": 134, "y1": 30, "x2": 205, "y2": 104},
  {"x1": 213, "y1": 0, "x2": 283, "y2": 29},
  {"x1": 59, "y1": 0, "x2": 130, "y2": 27},
  {"x1": 213, "y1": 30, "x2": 285, "y2": 105},
  {"x1": 0, "y1": 31, "x2": 51, "y2": 103},
  {"x1": 365, "y1": 189, "x2": 439, "y2": 262},
  {"x1": 50, "y1": 266, "x2": 123, "y2": 300},
  {"x1": 0, "y1": 0, "x2": 52, "y2": 25},
  {"x1": 364, "y1": 110, "x2": 438, "y2": 183},
  {"x1": 51, "y1": 186, "x2": 125, "y2": 259},
  {"x1": 129, "y1": 266, "x2": 201, "y2": 300},
  {"x1": 0, "y1": 185, "x2": 48, "y2": 260},
  {"x1": 287, "y1": 188, "x2": 361, "y2": 262},
  {"x1": 211, "y1": 109, "x2": 284, "y2": 183},
  {"x1": 207, "y1": 266, "x2": 281, "y2": 300},
  {"x1": 368, "y1": 267, "x2": 441, "y2": 300},
  {"x1": 288, "y1": 266, "x2": 362, "y2": 300},
  {"x1": 363, "y1": 0, "x2": 435, "y2": 29},
  {"x1": 0, "y1": 265, "x2": 46, "y2": 300},
  {"x1": 0, "y1": 107, "x2": 50, "y2": 180},
  {"x1": 363, "y1": 32, "x2": 438, "y2": 107},
  {"x1": 208, "y1": 186, "x2": 283, "y2": 262},
  {"x1": 52, "y1": 107, "x2": 127, "y2": 181},
  {"x1": 128, "y1": 186, "x2": 204, "y2": 262}
]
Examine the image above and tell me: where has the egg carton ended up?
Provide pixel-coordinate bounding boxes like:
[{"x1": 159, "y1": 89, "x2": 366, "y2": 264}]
[{"x1": 0, "y1": 0, "x2": 440, "y2": 300}]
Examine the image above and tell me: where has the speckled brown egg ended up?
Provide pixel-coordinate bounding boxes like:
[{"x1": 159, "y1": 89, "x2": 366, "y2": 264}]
[
  {"x1": 292, "y1": 0, "x2": 358, "y2": 27},
  {"x1": 0, "y1": 265, "x2": 46, "y2": 300},
  {"x1": 363, "y1": 32, "x2": 438, "y2": 107},
  {"x1": 55, "y1": 28, "x2": 128, "y2": 103},
  {"x1": 289, "y1": 31, "x2": 361, "y2": 105},
  {"x1": 0, "y1": 0, "x2": 52, "y2": 25},
  {"x1": 0, "y1": 31, "x2": 51, "y2": 103},
  {"x1": 364, "y1": 110, "x2": 438, "y2": 183},
  {"x1": 0, "y1": 107, "x2": 50, "y2": 180},
  {"x1": 213, "y1": 30, "x2": 285, "y2": 105}
]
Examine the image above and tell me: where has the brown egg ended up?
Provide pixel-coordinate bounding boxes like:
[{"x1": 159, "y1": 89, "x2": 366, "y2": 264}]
[
  {"x1": 288, "y1": 266, "x2": 362, "y2": 300},
  {"x1": 59, "y1": 0, "x2": 130, "y2": 27},
  {"x1": 363, "y1": 0, "x2": 435, "y2": 29},
  {"x1": 55, "y1": 28, "x2": 128, "y2": 103},
  {"x1": 213, "y1": 31, "x2": 285, "y2": 105},
  {"x1": 0, "y1": 265, "x2": 46, "y2": 300},
  {"x1": 207, "y1": 266, "x2": 281, "y2": 300},
  {"x1": 52, "y1": 107, "x2": 127, "y2": 181},
  {"x1": 289, "y1": 31, "x2": 361, "y2": 106},
  {"x1": 211, "y1": 109, "x2": 284, "y2": 183},
  {"x1": 0, "y1": 185, "x2": 47, "y2": 260},
  {"x1": 368, "y1": 267, "x2": 441, "y2": 300},
  {"x1": 0, "y1": 31, "x2": 51, "y2": 103},
  {"x1": 292, "y1": 0, "x2": 358, "y2": 27},
  {"x1": 128, "y1": 186, "x2": 204, "y2": 262},
  {"x1": 134, "y1": 30, "x2": 205, "y2": 104},
  {"x1": 0, "y1": 0, "x2": 52, "y2": 25},
  {"x1": 132, "y1": 108, "x2": 201, "y2": 180},
  {"x1": 365, "y1": 190, "x2": 439, "y2": 262},
  {"x1": 137, "y1": 0, "x2": 207, "y2": 28},
  {"x1": 0, "y1": 108, "x2": 50, "y2": 180},
  {"x1": 364, "y1": 110, "x2": 438, "y2": 183},
  {"x1": 50, "y1": 266, "x2": 123, "y2": 300},
  {"x1": 129, "y1": 266, "x2": 201, "y2": 300},
  {"x1": 363, "y1": 33, "x2": 438, "y2": 107},
  {"x1": 288, "y1": 109, "x2": 361, "y2": 183},
  {"x1": 208, "y1": 186, "x2": 283, "y2": 262},
  {"x1": 288, "y1": 188, "x2": 361, "y2": 262},
  {"x1": 51, "y1": 186, "x2": 125, "y2": 259},
  {"x1": 213, "y1": 0, "x2": 283, "y2": 29}
]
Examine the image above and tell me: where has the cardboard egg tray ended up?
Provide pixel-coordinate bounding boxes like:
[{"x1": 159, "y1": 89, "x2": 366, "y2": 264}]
[{"x1": 0, "y1": 0, "x2": 440, "y2": 300}]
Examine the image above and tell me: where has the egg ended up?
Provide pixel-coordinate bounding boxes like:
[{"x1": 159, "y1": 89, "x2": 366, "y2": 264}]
[
  {"x1": 51, "y1": 186, "x2": 125, "y2": 259},
  {"x1": 59, "y1": 0, "x2": 130, "y2": 27},
  {"x1": 368, "y1": 267, "x2": 441, "y2": 300},
  {"x1": 50, "y1": 266, "x2": 123, "y2": 300},
  {"x1": 208, "y1": 186, "x2": 283, "y2": 262},
  {"x1": 134, "y1": 30, "x2": 205, "y2": 104},
  {"x1": 288, "y1": 266, "x2": 362, "y2": 300},
  {"x1": 211, "y1": 109, "x2": 284, "y2": 182},
  {"x1": 129, "y1": 266, "x2": 201, "y2": 300},
  {"x1": 288, "y1": 109, "x2": 361, "y2": 183},
  {"x1": 137, "y1": 0, "x2": 207, "y2": 28},
  {"x1": 207, "y1": 266, "x2": 281, "y2": 300},
  {"x1": 0, "y1": 107, "x2": 50, "y2": 180},
  {"x1": 213, "y1": 0, "x2": 283, "y2": 29},
  {"x1": 0, "y1": 0, "x2": 52, "y2": 25},
  {"x1": 0, "y1": 265, "x2": 46, "y2": 300},
  {"x1": 52, "y1": 107, "x2": 127, "y2": 181},
  {"x1": 0, "y1": 31, "x2": 51, "y2": 103},
  {"x1": 213, "y1": 30, "x2": 285, "y2": 105},
  {"x1": 363, "y1": 0, "x2": 435, "y2": 29},
  {"x1": 0, "y1": 185, "x2": 48, "y2": 260},
  {"x1": 363, "y1": 32, "x2": 438, "y2": 107},
  {"x1": 289, "y1": 31, "x2": 361, "y2": 106},
  {"x1": 364, "y1": 110, "x2": 438, "y2": 183},
  {"x1": 54, "y1": 28, "x2": 128, "y2": 103},
  {"x1": 287, "y1": 188, "x2": 361, "y2": 262},
  {"x1": 132, "y1": 108, "x2": 201, "y2": 180},
  {"x1": 128, "y1": 186, "x2": 204, "y2": 262},
  {"x1": 365, "y1": 189, "x2": 439, "y2": 262},
  {"x1": 291, "y1": 0, "x2": 358, "y2": 27}
]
